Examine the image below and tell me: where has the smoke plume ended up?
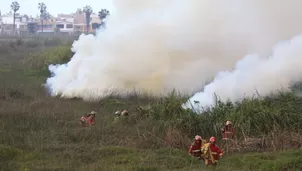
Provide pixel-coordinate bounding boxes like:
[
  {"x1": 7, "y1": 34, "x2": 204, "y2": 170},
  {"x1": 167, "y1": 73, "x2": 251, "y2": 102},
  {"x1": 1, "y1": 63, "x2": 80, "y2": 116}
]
[
  {"x1": 183, "y1": 34, "x2": 302, "y2": 112},
  {"x1": 46, "y1": 0, "x2": 302, "y2": 101}
]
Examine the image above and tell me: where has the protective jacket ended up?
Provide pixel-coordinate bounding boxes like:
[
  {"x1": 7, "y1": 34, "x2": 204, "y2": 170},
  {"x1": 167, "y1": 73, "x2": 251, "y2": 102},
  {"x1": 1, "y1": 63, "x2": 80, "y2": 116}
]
[
  {"x1": 201, "y1": 143, "x2": 223, "y2": 166},
  {"x1": 222, "y1": 126, "x2": 235, "y2": 139}
]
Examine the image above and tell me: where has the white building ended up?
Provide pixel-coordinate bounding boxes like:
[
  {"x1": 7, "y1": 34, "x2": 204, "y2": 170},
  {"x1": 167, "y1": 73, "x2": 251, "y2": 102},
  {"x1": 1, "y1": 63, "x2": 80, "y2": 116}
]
[
  {"x1": 55, "y1": 20, "x2": 73, "y2": 34},
  {"x1": 1, "y1": 12, "x2": 28, "y2": 35},
  {"x1": 54, "y1": 14, "x2": 74, "y2": 34}
]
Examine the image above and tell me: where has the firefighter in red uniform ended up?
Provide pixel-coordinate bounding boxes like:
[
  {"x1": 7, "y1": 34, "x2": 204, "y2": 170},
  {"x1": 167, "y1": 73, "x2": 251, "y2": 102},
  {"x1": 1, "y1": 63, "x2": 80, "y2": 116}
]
[
  {"x1": 80, "y1": 114, "x2": 88, "y2": 126},
  {"x1": 201, "y1": 136, "x2": 223, "y2": 166},
  {"x1": 188, "y1": 135, "x2": 205, "y2": 159},
  {"x1": 221, "y1": 120, "x2": 235, "y2": 140},
  {"x1": 220, "y1": 120, "x2": 237, "y2": 153},
  {"x1": 87, "y1": 111, "x2": 96, "y2": 126},
  {"x1": 80, "y1": 111, "x2": 96, "y2": 126}
]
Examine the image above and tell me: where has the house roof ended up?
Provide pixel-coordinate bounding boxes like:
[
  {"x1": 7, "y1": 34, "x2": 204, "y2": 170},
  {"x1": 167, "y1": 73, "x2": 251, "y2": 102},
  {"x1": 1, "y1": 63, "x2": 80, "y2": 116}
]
[{"x1": 57, "y1": 14, "x2": 74, "y2": 18}]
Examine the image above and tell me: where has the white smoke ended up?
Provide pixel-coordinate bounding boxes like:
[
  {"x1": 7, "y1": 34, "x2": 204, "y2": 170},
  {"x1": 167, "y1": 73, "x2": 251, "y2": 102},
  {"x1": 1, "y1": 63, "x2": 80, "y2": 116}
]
[
  {"x1": 183, "y1": 34, "x2": 302, "y2": 112},
  {"x1": 46, "y1": 0, "x2": 302, "y2": 101}
]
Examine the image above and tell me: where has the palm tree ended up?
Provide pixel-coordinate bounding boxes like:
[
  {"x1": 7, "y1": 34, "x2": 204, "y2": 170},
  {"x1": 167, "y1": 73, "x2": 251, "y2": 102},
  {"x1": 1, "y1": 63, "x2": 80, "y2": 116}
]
[
  {"x1": 98, "y1": 9, "x2": 110, "y2": 28},
  {"x1": 38, "y1": 2, "x2": 47, "y2": 33},
  {"x1": 98, "y1": 9, "x2": 110, "y2": 20},
  {"x1": 83, "y1": 5, "x2": 93, "y2": 34},
  {"x1": 43, "y1": 12, "x2": 51, "y2": 30},
  {"x1": 10, "y1": 1, "x2": 20, "y2": 34}
]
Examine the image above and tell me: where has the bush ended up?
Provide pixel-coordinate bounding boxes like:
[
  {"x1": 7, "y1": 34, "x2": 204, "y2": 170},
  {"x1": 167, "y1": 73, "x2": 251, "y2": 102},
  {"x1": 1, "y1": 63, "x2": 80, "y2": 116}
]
[
  {"x1": 23, "y1": 45, "x2": 72, "y2": 70},
  {"x1": 25, "y1": 40, "x2": 39, "y2": 48},
  {"x1": 0, "y1": 145, "x2": 22, "y2": 162}
]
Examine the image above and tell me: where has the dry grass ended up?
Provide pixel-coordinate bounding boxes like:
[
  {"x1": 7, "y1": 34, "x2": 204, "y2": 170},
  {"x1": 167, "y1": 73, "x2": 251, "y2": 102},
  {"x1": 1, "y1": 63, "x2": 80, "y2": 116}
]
[{"x1": 0, "y1": 37, "x2": 301, "y2": 170}]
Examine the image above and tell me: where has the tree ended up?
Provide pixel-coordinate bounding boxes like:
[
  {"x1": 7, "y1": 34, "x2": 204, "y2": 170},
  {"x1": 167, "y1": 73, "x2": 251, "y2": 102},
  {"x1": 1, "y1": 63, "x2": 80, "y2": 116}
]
[
  {"x1": 98, "y1": 9, "x2": 110, "y2": 20},
  {"x1": 83, "y1": 5, "x2": 93, "y2": 34},
  {"x1": 42, "y1": 12, "x2": 51, "y2": 29},
  {"x1": 98, "y1": 9, "x2": 110, "y2": 28},
  {"x1": 38, "y1": 2, "x2": 47, "y2": 33},
  {"x1": 43, "y1": 12, "x2": 51, "y2": 22},
  {"x1": 10, "y1": 1, "x2": 20, "y2": 34}
]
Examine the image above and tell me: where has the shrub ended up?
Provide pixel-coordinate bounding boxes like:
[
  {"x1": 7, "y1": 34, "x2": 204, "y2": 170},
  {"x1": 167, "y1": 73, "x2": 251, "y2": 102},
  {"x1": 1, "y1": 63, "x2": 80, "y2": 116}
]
[
  {"x1": 43, "y1": 38, "x2": 64, "y2": 46},
  {"x1": 23, "y1": 45, "x2": 72, "y2": 70},
  {"x1": 16, "y1": 38, "x2": 24, "y2": 46},
  {"x1": 25, "y1": 40, "x2": 39, "y2": 48}
]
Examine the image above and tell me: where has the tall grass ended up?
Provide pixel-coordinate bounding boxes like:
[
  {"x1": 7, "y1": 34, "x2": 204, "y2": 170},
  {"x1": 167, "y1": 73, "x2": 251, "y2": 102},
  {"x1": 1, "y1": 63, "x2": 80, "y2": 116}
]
[{"x1": 23, "y1": 45, "x2": 72, "y2": 70}]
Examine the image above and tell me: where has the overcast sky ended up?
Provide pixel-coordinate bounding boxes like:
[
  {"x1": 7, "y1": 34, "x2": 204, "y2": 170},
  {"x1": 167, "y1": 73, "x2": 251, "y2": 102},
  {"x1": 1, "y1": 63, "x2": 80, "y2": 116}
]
[{"x1": 0, "y1": 0, "x2": 115, "y2": 17}]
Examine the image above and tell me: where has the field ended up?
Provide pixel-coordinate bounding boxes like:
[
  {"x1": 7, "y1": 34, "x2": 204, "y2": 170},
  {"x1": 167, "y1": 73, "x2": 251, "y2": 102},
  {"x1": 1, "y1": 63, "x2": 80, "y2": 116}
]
[{"x1": 0, "y1": 36, "x2": 301, "y2": 171}]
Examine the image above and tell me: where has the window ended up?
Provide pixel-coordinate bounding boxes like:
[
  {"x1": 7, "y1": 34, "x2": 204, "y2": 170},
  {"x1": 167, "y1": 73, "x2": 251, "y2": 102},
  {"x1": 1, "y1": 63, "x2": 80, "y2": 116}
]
[
  {"x1": 91, "y1": 23, "x2": 100, "y2": 29},
  {"x1": 66, "y1": 24, "x2": 73, "y2": 28},
  {"x1": 56, "y1": 24, "x2": 64, "y2": 28},
  {"x1": 44, "y1": 25, "x2": 53, "y2": 28}
]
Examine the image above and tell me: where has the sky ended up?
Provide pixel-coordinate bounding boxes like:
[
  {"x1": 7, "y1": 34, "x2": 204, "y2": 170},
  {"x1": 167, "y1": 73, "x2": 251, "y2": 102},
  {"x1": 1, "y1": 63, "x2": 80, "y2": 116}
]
[{"x1": 0, "y1": 0, "x2": 115, "y2": 17}]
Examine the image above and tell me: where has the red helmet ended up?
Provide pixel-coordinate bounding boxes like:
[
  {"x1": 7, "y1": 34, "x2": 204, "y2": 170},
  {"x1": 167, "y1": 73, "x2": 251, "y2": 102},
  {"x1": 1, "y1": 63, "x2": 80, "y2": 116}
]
[{"x1": 209, "y1": 136, "x2": 216, "y2": 142}]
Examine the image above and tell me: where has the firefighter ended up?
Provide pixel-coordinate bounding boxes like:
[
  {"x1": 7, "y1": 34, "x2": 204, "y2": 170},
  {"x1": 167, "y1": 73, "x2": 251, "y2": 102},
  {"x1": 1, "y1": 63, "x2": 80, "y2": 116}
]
[
  {"x1": 221, "y1": 120, "x2": 236, "y2": 140},
  {"x1": 221, "y1": 120, "x2": 238, "y2": 153},
  {"x1": 188, "y1": 135, "x2": 206, "y2": 159},
  {"x1": 201, "y1": 136, "x2": 223, "y2": 166},
  {"x1": 114, "y1": 109, "x2": 129, "y2": 122},
  {"x1": 87, "y1": 111, "x2": 96, "y2": 126},
  {"x1": 114, "y1": 110, "x2": 121, "y2": 121},
  {"x1": 121, "y1": 109, "x2": 129, "y2": 117},
  {"x1": 80, "y1": 114, "x2": 88, "y2": 126},
  {"x1": 115, "y1": 110, "x2": 121, "y2": 117}
]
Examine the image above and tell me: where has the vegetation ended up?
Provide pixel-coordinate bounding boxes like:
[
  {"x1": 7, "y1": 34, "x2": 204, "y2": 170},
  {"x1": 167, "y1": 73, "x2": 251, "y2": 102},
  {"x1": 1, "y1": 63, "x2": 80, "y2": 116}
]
[
  {"x1": 83, "y1": 5, "x2": 93, "y2": 34},
  {"x1": 99, "y1": 9, "x2": 110, "y2": 28},
  {"x1": 99, "y1": 9, "x2": 110, "y2": 20},
  {"x1": 10, "y1": 1, "x2": 20, "y2": 33},
  {"x1": 38, "y1": 2, "x2": 47, "y2": 33},
  {"x1": 0, "y1": 37, "x2": 301, "y2": 170}
]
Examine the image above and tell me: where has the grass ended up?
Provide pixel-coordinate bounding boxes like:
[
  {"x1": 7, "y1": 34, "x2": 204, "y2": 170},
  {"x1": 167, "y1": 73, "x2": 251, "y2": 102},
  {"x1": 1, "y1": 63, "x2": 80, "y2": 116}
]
[{"x1": 0, "y1": 37, "x2": 301, "y2": 170}]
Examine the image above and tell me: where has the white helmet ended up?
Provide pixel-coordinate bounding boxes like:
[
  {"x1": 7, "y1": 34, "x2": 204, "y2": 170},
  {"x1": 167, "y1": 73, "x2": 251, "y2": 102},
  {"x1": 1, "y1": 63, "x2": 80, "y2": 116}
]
[
  {"x1": 90, "y1": 111, "x2": 97, "y2": 115},
  {"x1": 226, "y1": 120, "x2": 232, "y2": 126},
  {"x1": 115, "y1": 111, "x2": 121, "y2": 115},
  {"x1": 121, "y1": 110, "x2": 128, "y2": 116}
]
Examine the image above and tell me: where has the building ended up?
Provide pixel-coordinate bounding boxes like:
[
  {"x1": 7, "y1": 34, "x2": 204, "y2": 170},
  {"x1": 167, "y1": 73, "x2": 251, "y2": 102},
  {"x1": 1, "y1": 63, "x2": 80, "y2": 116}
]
[
  {"x1": 73, "y1": 9, "x2": 86, "y2": 33},
  {"x1": 0, "y1": 9, "x2": 104, "y2": 36},
  {"x1": 1, "y1": 12, "x2": 29, "y2": 35},
  {"x1": 90, "y1": 14, "x2": 101, "y2": 32},
  {"x1": 1, "y1": 12, "x2": 17, "y2": 35},
  {"x1": 27, "y1": 22, "x2": 37, "y2": 34},
  {"x1": 19, "y1": 23, "x2": 28, "y2": 35},
  {"x1": 57, "y1": 14, "x2": 74, "y2": 23},
  {"x1": 36, "y1": 15, "x2": 56, "y2": 34},
  {"x1": 55, "y1": 20, "x2": 73, "y2": 34},
  {"x1": 73, "y1": 9, "x2": 102, "y2": 34}
]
